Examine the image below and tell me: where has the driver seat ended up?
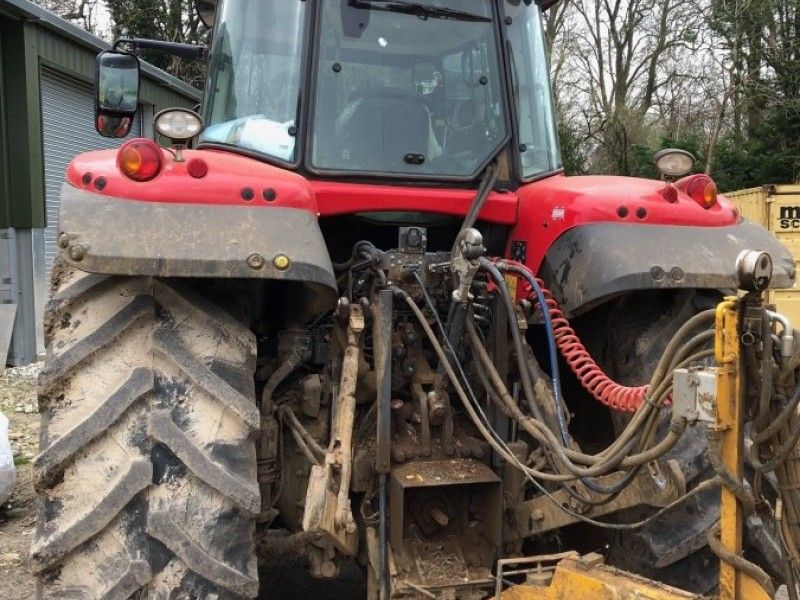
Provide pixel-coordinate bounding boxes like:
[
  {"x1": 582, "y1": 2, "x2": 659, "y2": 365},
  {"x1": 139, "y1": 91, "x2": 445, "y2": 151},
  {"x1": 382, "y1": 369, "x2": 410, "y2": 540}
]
[{"x1": 336, "y1": 88, "x2": 432, "y2": 170}]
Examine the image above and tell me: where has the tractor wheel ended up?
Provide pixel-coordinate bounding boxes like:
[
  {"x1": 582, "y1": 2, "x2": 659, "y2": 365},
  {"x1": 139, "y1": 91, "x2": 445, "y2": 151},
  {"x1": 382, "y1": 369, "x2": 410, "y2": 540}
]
[
  {"x1": 31, "y1": 259, "x2": 260, "y2": 599},
  {"x1": 582, "y1": 289, "x2": 722, "y2": 593}
]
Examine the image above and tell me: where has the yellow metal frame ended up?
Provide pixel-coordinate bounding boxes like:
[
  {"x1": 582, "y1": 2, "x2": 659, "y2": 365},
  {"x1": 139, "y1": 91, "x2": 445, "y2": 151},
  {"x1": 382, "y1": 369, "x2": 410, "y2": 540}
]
[
  {"x1": 714, "y1": 299, "x2": 771, "y2": 600},
  {"x1": 715, "y1": 299, "x2": 742, "y2": 600},
  {"x1": 499, "y1": 298, "x2": 773, "y2": 600}
]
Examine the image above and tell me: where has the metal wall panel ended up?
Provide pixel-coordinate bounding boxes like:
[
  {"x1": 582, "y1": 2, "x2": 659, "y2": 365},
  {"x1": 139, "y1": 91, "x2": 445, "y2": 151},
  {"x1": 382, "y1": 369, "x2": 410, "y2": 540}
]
[
  {"x1": 0, "y1": 228, "x2": 15, "y2": 306},
  {"x1": 1, "y1": 227, "x2": 36, "y2": 365},
  {"x1": 723, "y1": 187, "x2": 766, "y2": 226},
  {"x1": 40, "y1": 69, "x2": 141, "y2": 281},
  {"x1": 31, "y1": 228, "x2": 46, "y2": 357}
]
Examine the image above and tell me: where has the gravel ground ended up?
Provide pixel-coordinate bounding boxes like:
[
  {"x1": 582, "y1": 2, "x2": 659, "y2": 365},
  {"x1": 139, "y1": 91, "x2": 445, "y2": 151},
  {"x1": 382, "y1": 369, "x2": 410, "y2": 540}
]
[
  {"x1": 0, "y1": 364, "x2": 365, "y2": 599},
  {"x1": 0, "y1": 364, "x2": 40, "y2": 600}
]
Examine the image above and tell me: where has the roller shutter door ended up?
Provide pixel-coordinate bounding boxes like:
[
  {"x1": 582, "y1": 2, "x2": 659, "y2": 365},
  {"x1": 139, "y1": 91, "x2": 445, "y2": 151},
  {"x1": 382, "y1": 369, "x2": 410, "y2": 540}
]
[{"x1": 40, "y1": 69, "x2": 141, "y2": 281}]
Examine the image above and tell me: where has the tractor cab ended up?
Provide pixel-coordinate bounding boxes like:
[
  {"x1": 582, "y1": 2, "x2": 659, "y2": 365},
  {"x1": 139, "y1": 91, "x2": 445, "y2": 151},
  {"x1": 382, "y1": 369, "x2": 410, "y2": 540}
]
[{"x1": 105, "y1": 0, "x2": 563, "y2": 185}]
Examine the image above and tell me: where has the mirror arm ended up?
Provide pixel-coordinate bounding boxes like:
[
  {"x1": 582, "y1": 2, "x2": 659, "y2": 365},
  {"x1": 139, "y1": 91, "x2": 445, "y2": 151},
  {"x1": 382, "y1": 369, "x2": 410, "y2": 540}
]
[
  {"x1": 113, "y1": 38, "x2": 208, "y2": 61},
  {"x1": 536, "y1": 0, "x2": 561, "y2": 10}
]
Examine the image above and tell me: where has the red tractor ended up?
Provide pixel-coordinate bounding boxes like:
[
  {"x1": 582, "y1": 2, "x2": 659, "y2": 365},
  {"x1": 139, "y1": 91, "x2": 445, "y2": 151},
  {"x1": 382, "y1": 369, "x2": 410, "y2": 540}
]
[{"x1": 31, "y1": 1, "x2": 794, "y2": 598}]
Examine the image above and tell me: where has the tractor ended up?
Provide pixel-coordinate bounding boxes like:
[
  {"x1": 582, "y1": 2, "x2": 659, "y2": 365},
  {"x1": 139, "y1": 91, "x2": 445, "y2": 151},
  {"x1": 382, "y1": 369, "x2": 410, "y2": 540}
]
[{"x1": 30, "y1": 0, "x2": 798, "y2": 598}]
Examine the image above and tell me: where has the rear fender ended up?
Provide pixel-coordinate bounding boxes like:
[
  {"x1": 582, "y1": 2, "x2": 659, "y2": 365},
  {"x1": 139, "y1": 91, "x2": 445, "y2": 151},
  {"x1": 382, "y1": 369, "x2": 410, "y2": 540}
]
[
  {"x1": 57, "y1": 184, "x2": 337, "y2": 305},
  {"x1": 538, "y1": 222, "x2": 796, "y2": 317}
]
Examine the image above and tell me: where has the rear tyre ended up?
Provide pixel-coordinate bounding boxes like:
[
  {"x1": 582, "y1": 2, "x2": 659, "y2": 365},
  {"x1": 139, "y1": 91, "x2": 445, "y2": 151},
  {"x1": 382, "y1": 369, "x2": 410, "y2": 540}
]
[
  {"x1": 583, "y1": 290, "x2": 721, "y2": 593},
  {"x1": 32, "y1": 260, "x2": 260, "y2": 599}
]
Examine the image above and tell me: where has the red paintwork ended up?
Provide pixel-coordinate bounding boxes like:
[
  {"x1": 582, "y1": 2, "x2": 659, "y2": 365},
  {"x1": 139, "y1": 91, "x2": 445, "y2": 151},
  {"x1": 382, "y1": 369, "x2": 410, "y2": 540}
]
[
  {"x1": 310, "y1": 181, "x2": 518, "y2": 224},
  {"x1": 66, "y1": 144, "x2": 740, "y2": 275},
  {"x1": 67, "y1": 147, "x2": 317, "y2": 211},
  {"x1": 510, "y1": 174, "x2": 740, "y2": 271},
  {"x1": 66, "y1": 145, "x2": 516, "y2": 224}
]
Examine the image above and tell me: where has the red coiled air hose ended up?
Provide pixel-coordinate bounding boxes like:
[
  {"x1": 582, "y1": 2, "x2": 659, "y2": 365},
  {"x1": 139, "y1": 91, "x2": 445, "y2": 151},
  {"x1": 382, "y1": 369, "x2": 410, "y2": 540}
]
[
  {"x1": 502, "y1": 260, "x2": 649, "y2": 412},
  {"x1": 534, "y1": 282, "x2": 648, "y2": 412}
]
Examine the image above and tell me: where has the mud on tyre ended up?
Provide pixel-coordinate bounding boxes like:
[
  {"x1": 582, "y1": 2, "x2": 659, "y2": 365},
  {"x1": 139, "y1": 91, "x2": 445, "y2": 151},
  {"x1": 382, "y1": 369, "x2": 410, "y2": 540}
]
[{"x1": 31, "y1": 260, "x2": 260, "y2": 599}]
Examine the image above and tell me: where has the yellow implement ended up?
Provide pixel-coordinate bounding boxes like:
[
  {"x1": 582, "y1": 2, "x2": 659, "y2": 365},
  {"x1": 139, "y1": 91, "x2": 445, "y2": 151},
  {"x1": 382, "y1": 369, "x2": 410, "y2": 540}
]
[
  {"x1": 498, "y1": 553, "x2": 700, "y2": 600},
  {"x1": 498, "y1": 298, "x2": 773, "y2": 600}
]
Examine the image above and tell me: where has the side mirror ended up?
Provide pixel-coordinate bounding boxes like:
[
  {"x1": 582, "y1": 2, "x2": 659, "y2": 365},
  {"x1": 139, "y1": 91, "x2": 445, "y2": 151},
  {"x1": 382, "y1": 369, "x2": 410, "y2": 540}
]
[
  {"x1": 195, "y1": 0, "x2": 217, "y2": 29},
  {"x1": 95, "y1": 51, "x2": 140, "y2": 138}
]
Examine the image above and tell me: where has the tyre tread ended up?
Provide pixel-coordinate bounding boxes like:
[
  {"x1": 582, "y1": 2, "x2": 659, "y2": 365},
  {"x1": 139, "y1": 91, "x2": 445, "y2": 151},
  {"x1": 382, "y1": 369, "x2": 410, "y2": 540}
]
[
  {"x1": 147, "y1": 510, "x2": 259, "y2": 598},
  {"x1": 34, "y1": 368, "x2": 154, "y2": 487},
  {"x1": 34, "y1": 272, "x2": 259, "y2": 599}
]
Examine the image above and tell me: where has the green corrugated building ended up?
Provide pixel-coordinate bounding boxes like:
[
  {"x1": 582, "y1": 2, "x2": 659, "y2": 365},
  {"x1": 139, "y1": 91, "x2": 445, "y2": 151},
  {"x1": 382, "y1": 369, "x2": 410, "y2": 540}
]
[{"x1": 0, "y1": 0, "x2": 200, "y2": 365}]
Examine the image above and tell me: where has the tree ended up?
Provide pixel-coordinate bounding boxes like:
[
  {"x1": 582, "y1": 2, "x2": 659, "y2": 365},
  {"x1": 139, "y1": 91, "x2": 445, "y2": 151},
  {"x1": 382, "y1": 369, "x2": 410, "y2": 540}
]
[
  {"x1": 708, "y1": 0, "x2": 800, "y2": 186},
  {"x1": 37, "y1": 0, "x2": 105, "y2": 35},
  {"x1": 552, "y1": 0, "x2": 708, "y2": 175},
  {"x1": 105, "y1": 0, "x2": 208, "y2": 86},
  {"x1": 33, "y1": 0, "x2": 208, "y2": 85}
]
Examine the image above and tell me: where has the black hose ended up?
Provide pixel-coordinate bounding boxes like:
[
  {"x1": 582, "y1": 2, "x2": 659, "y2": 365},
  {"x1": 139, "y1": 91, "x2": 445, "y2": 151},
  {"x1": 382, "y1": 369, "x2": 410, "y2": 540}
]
[
  {"x1": 262, "y1": 349, "x2": 305, "y2": 410},
  {"x1": 460, "y1": 162, "x2": 499, "y2": 232},
  {"x1": 752, "y1": 379, "x2": 800, "y2": 444},
  {"x1": 706, "y1": 428, "x2": 755, "y2": 514},
  {"x1": 479, "y1": 258, "x2": 546, "y2": 424},
  {"x1": 752, "y1": 418, "x2": 800, "y2": 473},
  {"x1": 333, "y1": 240, "x2": 380, "y2": 271}
]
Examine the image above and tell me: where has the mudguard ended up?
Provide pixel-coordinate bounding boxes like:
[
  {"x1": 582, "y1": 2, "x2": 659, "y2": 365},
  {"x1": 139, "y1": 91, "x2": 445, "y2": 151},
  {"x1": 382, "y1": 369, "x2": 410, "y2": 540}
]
[
  {"x1": 539, "y1": 221, "x2": 796, "y2": 317},
  {"x1": 56, "y1": 183, "x2": 337, "y2": 300}
]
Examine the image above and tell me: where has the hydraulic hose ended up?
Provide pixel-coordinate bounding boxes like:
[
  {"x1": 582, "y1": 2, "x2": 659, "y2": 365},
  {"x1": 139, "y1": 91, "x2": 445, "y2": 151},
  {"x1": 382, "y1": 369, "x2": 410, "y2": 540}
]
[
  {"x1": 499, "y1": 259, "x2": 715, "y2": 412},
  {"x1": 462, "y1": 258, "x2": 708, "y2": 483},
  {"x1": 752, "y1": 388, "x2": 800, "y2": 443},
  {"x1": 286, "y1": 420, "x2": 322, "y2": 466},
  {"x1": 707, "y1": 522, "x2": 776, "y2": 598},
  {"x1": 500, "y1": 263, "x2": 567, "y2": 443},
  {"x1": 466, "y1": 316, "x2": 650, "y2": 495},
  {"x1": 262, "y1": 348, "x2": 305, "y2": 408},
  {"x1": 502, "y1": 266, "x2": 712, "y2": 468},
  {"x1": 399, "y1": 284, "x2": 719, "y2": 531},
  {"x1": 666, "y1": 330, "x2": 716, "y2": 371},
  {"x1": 460, "y1": 162, "x2": 499, "y2": 232},
  {"x1": 280, "y1": 406, "x2": 324, "y2": 465},
  {"x1": 496, "y1": 262, "x2": 663, "y2": 494},
  {"x1": 752, "y1": 417, "x2": 800, "y2": 473},
  {"x1": 479, "y1": 258, "x2": 547, "y2": 424},
  {"x1": 398, "y1": 285, "x2": 615, "y2": 483},
  {"x1": 706, "y1": 428, "x2": 756, "y2": 514},
  {"x1": 466, "y1": 317, "x2": 687, "y2": 477}
]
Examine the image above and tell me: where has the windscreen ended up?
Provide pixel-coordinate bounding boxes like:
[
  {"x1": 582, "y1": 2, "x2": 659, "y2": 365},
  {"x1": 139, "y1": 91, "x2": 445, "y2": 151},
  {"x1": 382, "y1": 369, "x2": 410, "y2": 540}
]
[
  {"x1": 310, "y1": 0, "x2": 507, "y2": 178},
  {"x1": 200, "y1": 0, "x2": 306, "y2": 162}
]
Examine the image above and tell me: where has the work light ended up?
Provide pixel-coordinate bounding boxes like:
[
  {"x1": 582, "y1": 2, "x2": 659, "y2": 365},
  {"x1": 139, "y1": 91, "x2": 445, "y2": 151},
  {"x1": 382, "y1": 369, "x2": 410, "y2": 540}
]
[
  {"x1": 154, "y1": 108, "x2": 203, "y2": 144},
  {"x1": 653, "y1": 149, "x2": 695, "y2": 179}
]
